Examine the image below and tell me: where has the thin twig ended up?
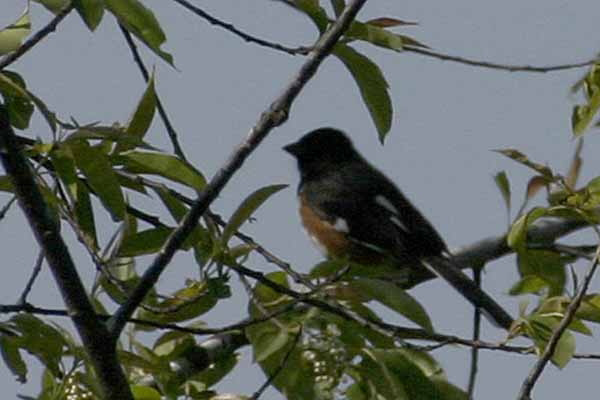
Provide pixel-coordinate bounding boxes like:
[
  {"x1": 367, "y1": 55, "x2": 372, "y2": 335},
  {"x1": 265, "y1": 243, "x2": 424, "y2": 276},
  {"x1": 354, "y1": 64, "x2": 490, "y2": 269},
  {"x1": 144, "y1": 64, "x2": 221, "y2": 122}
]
[
  {"x1": 467, "y1": 267, "x2": 482, "y2": 399},
  {"x1": 18, "y1": 250, "x2": 44, "y2": 304},
  {"x1": 118, "y1": 24, "x2": 187, "y2": 160},
  {"x1": 5, "y1": 300, "x2": 600, "y2": 361},
  {"x1": 403, "y1": 46, "x2": 599, "y2": 73},
  {"x1": 172, "y1": 0, "x2": 598, "y2": 73},
  {"x1": 0, "y1": 4, "x2": 75, "y2": 70},
  {"x1": 0, "y1": 195, "x2": 17, "y2": 220},
  {"x1": 251, "y1": 327, "x2": 302, "y2": 400},
  {"x1": 107, "y1": 0, "x2": 369, "y2": 339},
  {"x1": 171, "y1": 0, "x2": 310, "y2": 55},
  {"x1": 517, "y1": 245, "x2": 600, "y2": 400}
]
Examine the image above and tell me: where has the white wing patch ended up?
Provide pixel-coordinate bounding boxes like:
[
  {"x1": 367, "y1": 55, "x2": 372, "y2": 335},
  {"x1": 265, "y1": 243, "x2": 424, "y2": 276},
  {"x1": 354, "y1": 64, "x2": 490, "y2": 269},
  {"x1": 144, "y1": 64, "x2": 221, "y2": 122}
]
[
  {"x1": 332, "y1": 217, "x2": 349, "y2": 233},
  {"x1": 375, "y1": 195, "x2": 409, "y2": 232},
  {"x1": 375, "y1": 195, "x2": 398, "y2": 214}
]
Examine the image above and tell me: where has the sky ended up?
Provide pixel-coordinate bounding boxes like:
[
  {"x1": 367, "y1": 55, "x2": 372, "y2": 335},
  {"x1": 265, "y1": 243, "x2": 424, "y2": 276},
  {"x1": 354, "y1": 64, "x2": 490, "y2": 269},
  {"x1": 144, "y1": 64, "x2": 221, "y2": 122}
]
[{"x1": 2, "y1": 0, "x2": 600, "y2": 398}]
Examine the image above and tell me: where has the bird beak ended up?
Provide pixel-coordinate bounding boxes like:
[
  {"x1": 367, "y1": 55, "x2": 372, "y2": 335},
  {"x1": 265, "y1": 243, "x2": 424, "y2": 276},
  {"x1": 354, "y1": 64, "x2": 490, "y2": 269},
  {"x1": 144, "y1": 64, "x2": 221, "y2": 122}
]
[{"x1": 283, "y1": 142, "x2": 299, "y2": 156}]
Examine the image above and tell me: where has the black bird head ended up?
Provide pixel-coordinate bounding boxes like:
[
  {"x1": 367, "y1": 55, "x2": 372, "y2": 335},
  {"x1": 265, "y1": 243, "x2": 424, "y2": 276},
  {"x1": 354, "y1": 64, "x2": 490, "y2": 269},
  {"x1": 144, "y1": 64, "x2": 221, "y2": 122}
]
[{"x1": 284, "y1": 128, "x2": 360, "y2": 178}]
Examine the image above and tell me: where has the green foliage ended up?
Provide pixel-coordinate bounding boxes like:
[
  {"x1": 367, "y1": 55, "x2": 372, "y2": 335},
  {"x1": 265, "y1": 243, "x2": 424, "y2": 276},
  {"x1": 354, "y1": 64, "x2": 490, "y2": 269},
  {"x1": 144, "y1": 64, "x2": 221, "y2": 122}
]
[
  {"x1": 0, "y1": 6, "x2": 31, "y2": 56},
  {"x1": 3, "y1": 1, "x2": 600, "y2": 399},
  {"x1": 221, "y1": 184, "x2": 288, "y2": 245},
  {"x1": 74, "y1": 0, "x2": 105, "y2": 31},
  {"x1": 105, "y1": 0, "x2": 174, "y2": 65},
  {"x1": 572, "y1": 64, "x2": 600, "y2": 136},
  {"x1": 334, "y1": 44, "x2": 393, "y2": 142}
]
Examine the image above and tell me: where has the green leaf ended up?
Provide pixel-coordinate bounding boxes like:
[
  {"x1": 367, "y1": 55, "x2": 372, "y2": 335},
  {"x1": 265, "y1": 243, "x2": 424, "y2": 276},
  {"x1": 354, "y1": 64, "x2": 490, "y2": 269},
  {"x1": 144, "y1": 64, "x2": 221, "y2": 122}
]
[
  {"x1": 0, "y1": 72, "x2": 57, "y2": 132},
  {"x1": 0, "y1": 335, "x2": 27, "y2": 383},
  {"x1": 70, "y1": 141, "x2": 126, "y2": 221},
  {"x1": 294, "y1": 0, "x2": 328, "y2": 33},
  {"x1": 0, "y1": 6, "x2": 31, "y2": 56},
  {"x1": 116, "y1": 74, "x2": 157, "y2": 153},
  {"x1": 250, "y1": 271, "x2": 291, "y2": 312},
  {"x1": 509, "y1": 275, "x2": 548, "y2": 296},
  {"x1": 0, "y1": 71, "x2": 34, "y2": 130},
  {"x1": 32, "y1": 0, "x2": 70, "y2": 14},
  {"x1": 345, "y1": 19, "x2": 428, "y2": 50},
  {"x1": 432, "y1": 380, "x2": 469, "y2": 400},
  {"x1": 494, "y1": 171, "x2": 511, "y2": 215},
  {"x1": 529, "y1": 315, "x2": 575, "y2": 368},
  {"x1": 194, "y1": 352, "x2": 238, "y2": 389},
  {"x1": 50, "y1": 146, "x2": 78, "y2": 201},
  {"x1": 253, "y1": 329, "x2": 290, "y2": 363},
  {"x1": 105, "y1": 0, "x2": 173, "y2": 65},
  {"x1": 8, "y1": 314, "x2": 66, "y2": 377},
  {"x1": 221, "y1": 184, "x2": 287, "y2": 244},
  {"x1": 66, "y1": 125, "x2": 159, "y2": 151},
  {"x1": 507, "y1": 207, "x2": 547, "y2": 250},
  {"x1": 3, "y1": 70, "x2": 34, "y2": 129},
  {"x1": 572, "y1": 64, "x2": 600, "y2": 136},
  {"x1": 334, "y1": 44, "x2": 393, "y2": 142},
  {"x1": 349, "y1": 279, "x2": 433, "y2": 331},
  {"x1": 494, "y1": 148, "x2": 554, "y2": 178},
  {"x1": 577, "y1": 294, "x2": 600, "y2": 323},
  {"x1": 362, "y1": 348, "x2": 443, "y2": 400},
  {"x1": 136, "y1": 279, "x2": 221, "y2": 327},
  {"x1": 74, "y1": 0, "x2": 105, "y2": 31},
  {"x1": 366, "y1": 18, "x2": 418, "y2": 28},
  {"x1": 118, "y1": 226, "x2": 173, "y2": 257},
  {"x1": 516, "y1": 250, "x2": 566, "y2": 296},
  {"x1": 74, "y1": 181, "x2": 98, "y2": 250},
  {"x1": 131, "y1": 385, "x2": 161, "y2": 400},
  {"x1": 117, "y1": 151, "x2": 206, "y2": 190}
]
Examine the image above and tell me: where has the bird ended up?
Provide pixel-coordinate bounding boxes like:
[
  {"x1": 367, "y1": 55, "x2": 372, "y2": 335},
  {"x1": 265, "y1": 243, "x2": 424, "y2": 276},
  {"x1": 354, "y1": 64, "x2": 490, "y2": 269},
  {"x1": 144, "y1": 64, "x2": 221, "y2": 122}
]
[{"x1": 284, "y1": 127, "x2": 514, "y2": 330}]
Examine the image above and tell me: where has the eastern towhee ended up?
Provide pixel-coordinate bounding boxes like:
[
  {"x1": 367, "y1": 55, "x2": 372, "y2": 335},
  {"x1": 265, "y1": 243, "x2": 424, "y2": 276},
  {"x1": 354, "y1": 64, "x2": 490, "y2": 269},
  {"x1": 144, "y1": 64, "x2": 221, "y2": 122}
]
[{"x1": 284, "y1": 127, "x2": 513, "y2": 330}]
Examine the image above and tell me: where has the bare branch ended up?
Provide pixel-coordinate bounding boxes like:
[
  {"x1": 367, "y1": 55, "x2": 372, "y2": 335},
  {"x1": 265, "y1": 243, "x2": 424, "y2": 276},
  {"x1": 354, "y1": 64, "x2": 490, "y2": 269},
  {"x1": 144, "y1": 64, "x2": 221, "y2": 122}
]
[
  {"x1": 0, "y1": 4, "x2": 75, "y2": 71},
  {"x1": 170, "y1": 1, "x2": 598, "y2": 73},
  {"x1": 171, "y1": 0, "x2": 309, "y2": 56},
  {"x1": 107, "y1": 0, "x2": 369, "y2": 339},
  {"x1": 404, "y1": 46, "x2": 599, "y2": 73}
]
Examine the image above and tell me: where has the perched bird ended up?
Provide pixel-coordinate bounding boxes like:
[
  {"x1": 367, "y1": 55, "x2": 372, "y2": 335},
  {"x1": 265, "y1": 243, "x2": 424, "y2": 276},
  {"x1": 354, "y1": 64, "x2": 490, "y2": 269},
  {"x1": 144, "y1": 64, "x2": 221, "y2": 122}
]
[{"x1": 284, "y1": 127, "x2": 513, "y2": 330}]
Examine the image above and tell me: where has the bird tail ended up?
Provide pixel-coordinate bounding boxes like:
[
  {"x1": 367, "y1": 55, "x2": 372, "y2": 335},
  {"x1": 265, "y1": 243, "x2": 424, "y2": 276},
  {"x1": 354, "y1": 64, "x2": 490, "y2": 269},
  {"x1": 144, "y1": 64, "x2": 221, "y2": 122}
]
[{"x1": 420, "y1": 256, "x2": 514, "y2": 330}]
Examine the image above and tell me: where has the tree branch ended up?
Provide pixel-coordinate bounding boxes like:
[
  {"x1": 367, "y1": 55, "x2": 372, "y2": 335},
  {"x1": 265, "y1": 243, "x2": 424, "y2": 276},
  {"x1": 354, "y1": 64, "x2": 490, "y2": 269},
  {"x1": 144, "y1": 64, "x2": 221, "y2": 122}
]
[
  {"x1": 171, "y1": 0, "x2": 309, "y2": 56},
  {"x1": 403, "y1": 218, "x2": 588, "y2": 288},
  {"x1": 404, "y1": 46, "x2": 599, "y2": 73},
  {"x1": 0, "y1": 105, "x2": 133, "y2": 400},
  {"x1": 0, "y1": 4, "x2": 75, "y2": 71},
  {"x1": 107, "y1": 0, "x2": 369, "y2": 339}
]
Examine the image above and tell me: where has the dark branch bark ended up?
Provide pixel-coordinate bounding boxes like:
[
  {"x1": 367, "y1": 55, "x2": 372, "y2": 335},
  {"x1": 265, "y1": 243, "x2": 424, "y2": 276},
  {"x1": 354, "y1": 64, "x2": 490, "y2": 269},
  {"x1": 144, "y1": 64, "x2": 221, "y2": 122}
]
[
  {"x1": 0, "y1": 105, "x2": 133, "y2": 400},
  {"x1": 107, "y1": 0, "x2": 369, "y2": 339}
]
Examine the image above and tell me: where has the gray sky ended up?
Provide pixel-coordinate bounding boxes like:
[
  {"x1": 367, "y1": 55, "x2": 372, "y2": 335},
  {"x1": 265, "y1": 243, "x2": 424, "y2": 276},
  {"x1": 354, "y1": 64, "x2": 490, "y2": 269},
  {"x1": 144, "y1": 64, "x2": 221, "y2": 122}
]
[{"x1": 2, "y1": 0, "x2": 600, "y2": 398}]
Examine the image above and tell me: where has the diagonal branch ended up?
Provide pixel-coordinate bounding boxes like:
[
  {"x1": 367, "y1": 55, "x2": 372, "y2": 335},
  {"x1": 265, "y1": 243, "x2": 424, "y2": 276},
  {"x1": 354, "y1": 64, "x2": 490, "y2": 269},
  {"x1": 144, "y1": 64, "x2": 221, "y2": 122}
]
[
  {"x1": 0, "y1": 105, "x2": 133, "y2": 400},
  {"x1": 107, "y1": 0, "x2": 369, "y2": 339},
  {"x1": 0, "y1": 4, "x2": 75, "y2": 71}
]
